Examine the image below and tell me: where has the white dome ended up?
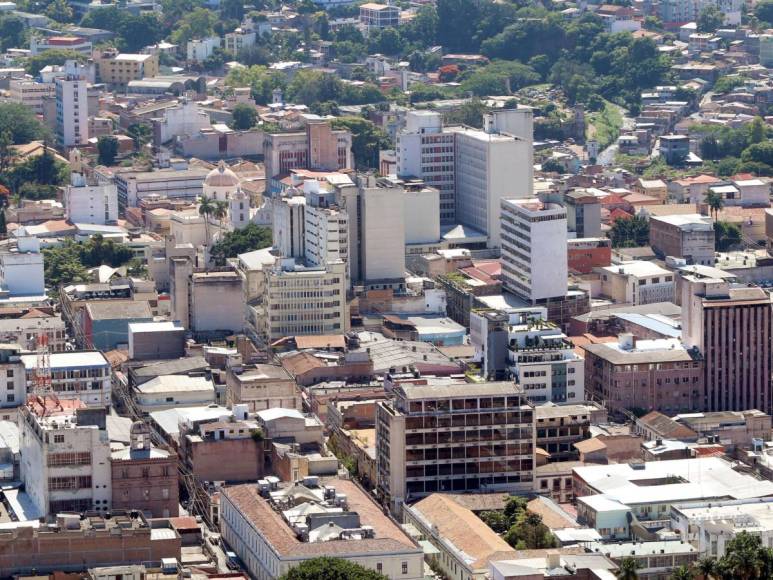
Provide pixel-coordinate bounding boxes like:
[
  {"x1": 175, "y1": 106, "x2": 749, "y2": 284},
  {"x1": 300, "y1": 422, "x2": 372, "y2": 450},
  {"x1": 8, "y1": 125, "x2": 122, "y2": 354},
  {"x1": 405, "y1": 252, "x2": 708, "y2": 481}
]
[{"x1": 205, "y1": 160, "x2": 240, "y2": 188}]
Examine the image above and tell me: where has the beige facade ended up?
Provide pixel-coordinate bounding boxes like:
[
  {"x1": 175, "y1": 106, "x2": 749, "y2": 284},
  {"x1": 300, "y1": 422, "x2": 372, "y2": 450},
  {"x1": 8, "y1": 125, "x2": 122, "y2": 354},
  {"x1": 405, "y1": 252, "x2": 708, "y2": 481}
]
[
  {"x1": 599, "y1": 261, "x2": 674, "y2": 305},
  {"x1": 650, "y1": 214, "x2": 715, "y2": 266},
  {"x1": 264, "y1": 120, "x2": 353, "y2": 181},
  {"x1": 97, "y1": 52, "x2": 159, "y2": 86},
  {"x1": 225, "y1": 363, "x2": 301, "y2": 412}
]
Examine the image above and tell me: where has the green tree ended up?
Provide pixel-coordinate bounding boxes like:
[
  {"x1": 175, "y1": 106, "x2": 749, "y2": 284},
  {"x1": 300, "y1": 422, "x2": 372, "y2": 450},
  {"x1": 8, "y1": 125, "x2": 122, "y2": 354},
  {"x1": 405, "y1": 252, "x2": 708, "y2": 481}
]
[
  {"x1": 616, "y1": 557, "x2": 639, "y2": 580},
  {"x1": 198, "y1": 195, "x2": 215, "y2": 251},
  {"x1": 171, "y1": 7, "x2": 216, "y2": 44},
  {"x1": 609, "y1": 215, "x2": 649, "y2": 248},
  {"x1": 0, "y1": 209, "x2": 7, "y2": 236},
  {"x1": 705, "y1": 190, "x2": 724, "y2": 221},
  {"x1": 211, "y1": 223, "x2": 272, "y2": 265},
  {"x1": 742, "y1": 141, "x2": 773, "y2": 167},
  {"x1": 714, "y1": 221, "x2": 741, "y2": 251},
  {"x1": 720, "y1": 531, "x2": 765, "y2": 580},
  {"x1": 97, "y1": 136, "x2": 119, "y2": 166},
  {"x1": 697, "y1": 5, "x2": 724, "y2": 31},
  {"x1": 127, "y1": 124, "x2": 151, "y2": 152},
  {"x1": 221, "y1": 0, "x2": 245, "y2": 20},
  {"x1": 231, "y1": 103, "x2": 257, "y2": 130},
  {"x1": 331, "y1": 116, "x2": 391, "y2": 169},
  {"x1": 695, "y1": 557, "x2": 717, "y2": 580},
  {"x1": 670, "y1": 565, "x2": 694, "y2": 580},
  {"x1": 445, "y1": 99, "x2": 488, "y2": 128},
  {"x1": 278, "y1": 557, "x2": 387, "y2": 580},
  {"x1": 503, "y1": 512, "x2": 557, "y2": 550},
  {"x1": 26, "y1": 48, "x2": 85, "y2": 75},
  {"x1": 45, "y1": 0, "x2": 73, "y2": 23},
  {"x1": 756, "y1": 0, "x2": 773, "y2": 25},
  {"x1": 43, "y1": 236, "x2": 134, "y2": 288},
  {"x1": 0, "y1": 15, "x2": 25, "y2": 51}
]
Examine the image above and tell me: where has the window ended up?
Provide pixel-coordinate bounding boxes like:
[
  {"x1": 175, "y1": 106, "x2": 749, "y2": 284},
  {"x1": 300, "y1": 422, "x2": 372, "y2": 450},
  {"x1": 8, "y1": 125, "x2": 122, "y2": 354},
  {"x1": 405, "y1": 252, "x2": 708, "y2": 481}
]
[
  {"x1": 6, "y1": 370, "x2": 12, "y2": 378},
  {"x1": 162, "y1": 488, "x2": 169, "y2": 499},
  {"x1": 54, "y1": 434, "x2": 64, "y2": 443},
  {"x1": 402, "y1": 562, "x2": 408, "y2": 575},
  {"x1": 5, "y1": 394, "x2": 13, "y2": 403},
  {"x1": 376, "y1": 563, "x2": 383, "y2": 574}
]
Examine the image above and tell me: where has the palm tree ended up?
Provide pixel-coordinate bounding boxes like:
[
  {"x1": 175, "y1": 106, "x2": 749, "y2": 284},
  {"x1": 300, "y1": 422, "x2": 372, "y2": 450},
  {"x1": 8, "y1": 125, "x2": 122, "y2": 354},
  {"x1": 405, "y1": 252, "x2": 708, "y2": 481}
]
[
  {"x1": 198, "y1": 195, "x2": 215, "y2": 257},
  {"x1": 722, "y1": 531, "x2": 764, "y2": 580},
  {"x1": 213, "y1": 199, "x2": 229, "y2": 238},
  {"x1": 695, "y1": 556, "x2": 717, "y2": 580},
  {"x1": 705, "y1": 190, "x2": 724, "y2": 221},
  {"x1": 670, "y1": 565, "x2": 694, "y2": 580},
  {"x1": 616, "y1": 556, "x2": 639, "y2": 580}
]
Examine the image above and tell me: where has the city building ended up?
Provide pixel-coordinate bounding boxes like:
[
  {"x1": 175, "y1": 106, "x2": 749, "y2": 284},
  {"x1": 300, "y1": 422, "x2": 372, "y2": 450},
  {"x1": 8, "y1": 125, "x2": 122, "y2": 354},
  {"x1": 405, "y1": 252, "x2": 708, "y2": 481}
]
[
  {"x1": 8, "y1": 79, "x2": 53, "y2": 115},
  {"x1": 110, "y1": 421, "x2": 178, "y2": 518},
  {"x1": 83, "y1": 301, "x2": 154, "y2": 351},
  {"x1": 674, "y1": 409, "x2": 771, "y2": 449},
  {"x1": 681, "y1": 275, "x2": 773, "y2": 413},
  {"x1": 134, "y1": 375, "x2": 215, "y2": 412},
  {"x1": 20, "y1": 351, "x2": 112, "y2": 407},
  {"x1": 153, "y1": 99, "x2": 212, "y2": 146},
  {"x1": 501, "y1": 198, "x2": 567, "y2": 303},
  {"x1": 186, "y1": 37, "x2": 220, "y2": 62},
  {"x1": 55, "y1": 75, "x2": 88, "y2": 148},
  {"x1": 65, "y1": 172, "x2": 119, "y2": 225},
  {"x1": 220, "y1": 477, "x2": 424, "y2": 580},
  {"x1": 30, "y1": 35, "x2": 92, "y2": 55},
  {"x1": 535, "y1": 403, "x2": 608, "y2": 462},
  {"x1": 599, "y1": 262, "x2": 675, "y2": 306},
  {"x1": 0, "y1": 234, "x2": 45, "y2": 298},
  {"x1": 360, "y1": 180, "x2": 406, "y2": 288},
  {"x1": 588, "y1": 541, "x2": 698, "y2": 580},
  {"x1": 376, "y1": 381, "x2": 535, "y2": 512},
  {"x1": 0, "y1": 343, "x2": 25, "y2": 409},
  {"x1": 660, "y1": 135, "x2": 691, "y2": 164},
  {"x1": 224, "y1": 27, "x2": 256, "y2": 54},
  {"x1": 649, "y1": 214, "x2": 715, "y2": 266},
  {"x1": 19, "y1": 402, "x2": 112, "y2": 517},
  {"x1": 583, "y1": 334, "x2": 703, "y2": 415},
  {"x1": 128, "y1": 321, "x2": 186, "y2": 361},
  {"x1": 0, "y1": 310, "x2": 66, "y2": 352},
  {"x1": 111, "y1": 164, "x2": 210, "y2": 210},
  {"x1": 567, "y1": 238, "x2": 612, "y2": 275},
  {"x1": 359, "y1": 3, "x2": 399, "y2": 30},
  {"x1": 565, "y1": 189, "x2": 603, "y2": 238},
  {"x1": 225, "y1": 363, "x2": 301, "y2": 412},
  {"x1": 96, "y1": 52, "x2": 159, "y2": 87}
]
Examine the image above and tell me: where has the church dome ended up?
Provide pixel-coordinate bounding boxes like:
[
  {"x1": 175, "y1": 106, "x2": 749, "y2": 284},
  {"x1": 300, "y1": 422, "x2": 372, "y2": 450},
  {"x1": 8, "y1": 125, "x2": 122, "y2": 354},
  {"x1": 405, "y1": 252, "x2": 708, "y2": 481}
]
[{"x1": 205, "y1": 160, "x2": 240, "y2": 188}]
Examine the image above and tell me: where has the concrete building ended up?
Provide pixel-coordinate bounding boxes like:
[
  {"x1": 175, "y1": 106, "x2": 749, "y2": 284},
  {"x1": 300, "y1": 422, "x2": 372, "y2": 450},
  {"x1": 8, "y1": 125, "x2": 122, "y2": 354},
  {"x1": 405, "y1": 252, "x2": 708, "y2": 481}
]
[
  {"x1": 220, "y1": 477, "x2": 423, "y2": 580},
  {"x1": 112, "y1": 165, "x2": 209, "y2": 210},
  {"x1": 303, "y1": 181, "x2": 349, "y2": 270},
  {"x1": 501, "y1": 198, "x2": 567, "y2": 303},
  {"x1": 583, "y1": 334, "x2": 704, "y2": 415},
  {"x1": 264, "y1": 119, "x2": 353, "y2": 184},
  {"x1": 761, "y1": 34, "x2": 773, "y2": 67},
  {"x1": 599, "y1": 262, "x2": 675, "y2": 305},
  {"x1": 660, "y1": 135, "x2": 691, "y2": 164},
  {"x1": 376, "y1": 381, "x2": 535, "y2": 512},
  {"x1": 96, "y1": 52, "x2": 159, "y2": 87},
  {"x1": 0, "y1": 510, "x2": 180, "y2": 576},
  {"x1": 55, "y1": 74, "x2": 88, "y2": 148},
  {"x1": 256, "y1": 407, "x2": 324, "y2": 445},
  {"x1": 186, "y1": 37, "x2": 220, "y2": 62},
  {"x1": 224, "y1": 27, "x2": 256, "y2": 53},
  {"x1": 30, "y1": 35, "x2": 92, "y2": 55},
  {"x1": 535, "y1": 403, "x2": 607, "y2": 463},
  {"x1": 134, "y1": 375, "x2": 215, "y2": 412},
  {"x1": 65, "y1": 173, "x2": 119, "y2": 226},
  {"x1": 0, "y1": 344, "x2": 25, "y2": 408},
  {"x1": 83, "y1": 300, "x2": 153, "y2": 351},
  {"x1": 153, "y1": 99, "x2": 212, "y2": 145},
  {"x1": 225, "y1": 363, "x2": 301, "y2": 412},
  {"x1": 128, "y1": 321, "x2": 185, "y2": 361},
  {"x1": 681, "y1": 275, "x2": 773, "y2": 413},
  {"x1": 567, "y1": 238, "x2": 612, "y2": 275},
  {"x1": 20, "y1": 351, "x2": 112, "y2": 407},
  {"x1": 0, "y1": 234, "x2": 45, "y2": 298},
  {"x1": 201, "y1": 161, "x2": 251, "y2": 231},
  {"x1": 361, "y1": 181, "x2": 406, "y2": 288},
  {"x1": 8, "y1": 79, "x2": 54, "y2": 114},
  {"x1": 272, "y1": 192, "x2": 307, "y2": 259},
  {"x1": 674, "y1": 409, "x2": 771, "y2": 449},
  {"x1": 565, "y1": 189, "x2": 602, "y2": 238},
  {"x1": 19, "y1": 402, "x2": 112, "y2": 518},
  {"x1": 110, "y1": 421, "x2": 178, "y2": 518},
  {"x1": 359, "y1": 2, "x2": 399, "y2": 30},
  {"x1": 0, "y1": 311, "x2": 66, "y2": 352},
  {"x1": 650, "y1": 214, "x2": 715, "y2": 266},
  {"x1": 396, "y1": 111, "x2": 457, "y2": 223},
  {"x1": 257, "y1": 259, "x2": 348, "y2": 341}
]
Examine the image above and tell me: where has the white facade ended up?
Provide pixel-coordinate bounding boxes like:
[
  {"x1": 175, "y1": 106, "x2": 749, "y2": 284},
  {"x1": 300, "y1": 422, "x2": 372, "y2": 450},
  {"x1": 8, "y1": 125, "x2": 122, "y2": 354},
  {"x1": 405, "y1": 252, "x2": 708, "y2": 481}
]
[
  {"x1": 599, "y1": 262, "x2": 675, "y2": 305},
  {"x1": 0, "y1": 344, "x2": 26, "y2": 408},
  {"x1": 272, "y1": 194, "x2": 306, "y2": 259},
  {"x1": 156, "y1": 100, "x2": 212, "y2": 145},
  {"x1": 224, "y1": 28, "x2": 256, "y2": 54},
  {"x1": 19, "y1": 405, "x2": 112, "y2": 518},
  {"x1": 500, "y1": 198, "x2": 567, "y2": 303},
  {"x1": 304, "y1": 198, "x2": 349, "y2": 269},
  {"x1": 404, "y1": 187, "x2": 440, "y2": 245},
  {"x1": 186, "y1": 37, "x2": 220, "y2": 62},
  {"x1": 361, "y1": 182, "x2": 406, "y2": 285},
  {"x1": 0, "y1": 235, "x2": 44, "y2": 297},
  {"x1": 134, "y1": 375, "x2": 215, "y2": 412},
  {"x1": 20, "y1": 351, "x2": 112, "y2": 407},
  {"x1": 56, "y1": 75, "x2": 88, "y2": 148},
  {"x1": 65, "y1": 173, "x2": 118, "y2": 225},
  {"x1": 9, "y1": 79, "x2": 54, "y2": 115}
]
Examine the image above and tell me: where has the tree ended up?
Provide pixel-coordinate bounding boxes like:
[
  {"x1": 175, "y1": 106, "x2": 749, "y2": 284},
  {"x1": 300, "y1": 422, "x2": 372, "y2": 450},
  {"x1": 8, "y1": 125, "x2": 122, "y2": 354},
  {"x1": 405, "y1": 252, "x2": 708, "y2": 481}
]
[
  {"x1": 756, "y1": 0, "x2": 773, "y2": 25},
  {"x1": 714, "y1": 221, "x2": 741, "y2": 251},
  {"x1": 541, "y1": 158, "x2": 565, "y2": 173},
  {"x1": 609, "y1": 215, "x2": 649, "y2": 248},
  {"x1": 198, "y1": 195, "x2": 215, "y2": 252},
  {"x1": 670, "y1": 566, "x2": 694, "y2": 580},
  {"x1": 221, "y1": 0, "x2": 245, "y2": 20},
  {"x1": 0, "y1": 103, "x2": 46, "y2": 144},
  {"x1": 26, "y1": 48, "x2": 85, "y2": 75},
  {"x1": 616, "y1": 557, "x2": 639, "y2": 580},
  {"x1": 503, "y1": 512, "x2": 558, "y2": 550},
  {"x1": 231, "y1": 103, "x2": 257, "y2": 130},
  {"x1": 331, "y1": 116, "x2": 391, "y2": 169},
  {"x1": 0, "y1": 209, "x2": 7, "y2": 236},
  {"x1": 697, "y1": 5, "x2": 724, "y2": 31},
  {"x1": 695, "y1": 557, "x2": 717, "y2": 580},
  {"x1": 43, "y1": 236, "x2": 133, "y2": 289},
  {"x1": 445, "y1": 99, "x2": 488, "y2": 128},
  {"x1": 127, "y1": 124, "x2": 151, "y2": 152},
  {"x1": 45, "y1": 0, "x2": 73, "y2": 23},
  {"x1": 170, "y1": 8, "x2": 216, "y2": 44},
  {"x1": 211, "y1": 223, "x2": 272, "y2": 265},
  {"x1": 705, "y1": 190, "x2": 724, "y2": 221},
  {"x1": 279, "y1": 557, "x2": 387, "y2": 580},
  {"x1": 97, "y1": 136, "x2": 119, "y2": 166},
  {"x1": 213, "y1": 199, "x2": 229, "y2": 239},
  {"x1": 0, "y1": 15, "x2": 25, "y2": 51},
  {"x1": 720, "y1": 531, "x2": 765, "y2": 580}
]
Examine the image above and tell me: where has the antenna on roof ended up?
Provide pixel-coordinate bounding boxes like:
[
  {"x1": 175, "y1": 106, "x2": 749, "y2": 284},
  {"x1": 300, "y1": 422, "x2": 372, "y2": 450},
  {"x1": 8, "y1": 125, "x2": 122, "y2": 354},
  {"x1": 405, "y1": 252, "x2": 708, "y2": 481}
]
[{"x1": 32, "y1": 331, "x2": 59, "y2": 416}]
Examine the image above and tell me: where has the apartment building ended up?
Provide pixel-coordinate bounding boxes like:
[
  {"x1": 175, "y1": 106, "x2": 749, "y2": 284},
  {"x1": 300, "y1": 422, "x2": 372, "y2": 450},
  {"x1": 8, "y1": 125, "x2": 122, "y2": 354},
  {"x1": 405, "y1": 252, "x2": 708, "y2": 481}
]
[
  {"x1": 681, "y1": 275, "x2": 773, "y2": 413},
  {"x1": 567, "y1": 238, "x2": 612, "y2": 274},
  {"x1": 397, "y1": 111, "x2": 456, "y2": 222},
  {"x1": 97, "y1": 52, "x2": 159, "y2": 87},
  {"x1": 224, "y1": 27, "x2": 256, "y2": 53},
  {"x1": 0, "y1": 344, "x2": 25, "y2": 409},
  {"x1": 186, "y1": 37, "x2": 220, "y2": 62},
  {"x1": 225, "y1": 363, "x2": 301, "y2": 412},
  {"x1": 535, "y1": 403, "x2": 608, "y2": 462},
  {"x1": 303, "y1": 181, "x2": 349, "y2": 269},
  {"x1": 376, "y1": 381, "x2": 535, "y2": 512},
  {"x1": 19, "y1": 402, "x2": 112, "y2": 518},
  {"x1": 55, "y1": 75, "x2": 88, "y2": 148},
  {"x1": 258, "y1": 258, "x2": 348, "y2": 341},
  {"x1": 264, "y1": 119, "x2": 353, "y2": 186},
  {"x1": 583, "y1": 334, "x2": 704, "y2": 414},
  {"x1": 501, "y1": 198, "x2": 568, "y2": 303},
  {"x1": 359, "y1": 2, "x2": 399, "y2": 30},
  {"x1": 111, "y1": 165, "x2": 209, "y2": 210},
  {"x1": 220, "y1": 477, "x2": 423, "y2": 580},
  {"x1": 360, "y1": 180, "x2": 406, "y2": 288},
  {"x1": 0, "y1": 312, "x2": 66, "y2": 352},
  {"x1": 565, "y1": 189, "x2": 603, "y2": 238},
  {"x1": 8, "y1": 79, "x2": 54, "y2": 115},
  {"x1": 0, "y1": 234, "x2": 45, "y2": 298},
  {"x1": 20, "y1": 351, "x2": 112, "y2": 407},
  {"x1": 65, "y1": 172, "x2": 118, "y2": 225},
  {"x1": 650, "y1": 214, "x2": 715, "y2": 266},
  {"x1": 599, "y1": 262, "x2": 675, "y2": 305}
]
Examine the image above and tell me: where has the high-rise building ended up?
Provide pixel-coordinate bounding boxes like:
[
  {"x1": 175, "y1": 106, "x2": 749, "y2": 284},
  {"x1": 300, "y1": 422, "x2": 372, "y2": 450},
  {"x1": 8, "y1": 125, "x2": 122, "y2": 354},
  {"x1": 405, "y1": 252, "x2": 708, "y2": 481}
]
[
  {"x1": 64, "y1": 172, "x2": 118, "y2": 225},
  {"x1": 360, "y1": 179, "x2": 406, "y2": 289},
  {"x1": 395, "y1": 108, "x2": 534, "y2": 245},
  {"x1": 681, "y1": 274, "x2": 773, "y2": 413},
  {"x1": 500, "y1": 198, "x2": 568, "y2": 303},
  {"x1": 55, "y1": 74, "x2": 88, "y2": 148},
  {"x1": 304, "y1": 181, "x2": 349, "y2": 270},
  {"x1": 376, "y1": 381, "x2": 535, "y2": 512}
]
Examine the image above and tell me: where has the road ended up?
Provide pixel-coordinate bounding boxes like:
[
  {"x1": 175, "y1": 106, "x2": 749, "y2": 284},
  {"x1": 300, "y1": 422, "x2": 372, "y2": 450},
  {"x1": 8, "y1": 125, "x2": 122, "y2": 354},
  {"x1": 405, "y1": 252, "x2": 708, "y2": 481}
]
[{"x1": 596, "y1": 110, "x2": 635, "y2": 167}]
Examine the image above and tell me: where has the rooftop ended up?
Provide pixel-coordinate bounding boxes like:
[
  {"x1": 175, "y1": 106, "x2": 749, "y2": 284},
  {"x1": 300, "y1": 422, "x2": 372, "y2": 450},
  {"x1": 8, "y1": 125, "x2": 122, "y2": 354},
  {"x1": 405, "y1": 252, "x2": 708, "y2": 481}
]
[
  {"x1": 135, "y1": 375, "x2": 214, "y2": 395},
  {"x1": 651, "y1": 213, "x2": 714, "y2": 231},
  {"x1": 601, "y1": 261, "x2": 672, "y2": 279},
  {"x1": 86, "y1": 300, "x2": 153, "y2": 321},
  {"x1": 399, "y1": 381, "x2": 526, "y2": 401},
  {"x1": 20, "y1": 350, "x2": 108, "y2": 370}
]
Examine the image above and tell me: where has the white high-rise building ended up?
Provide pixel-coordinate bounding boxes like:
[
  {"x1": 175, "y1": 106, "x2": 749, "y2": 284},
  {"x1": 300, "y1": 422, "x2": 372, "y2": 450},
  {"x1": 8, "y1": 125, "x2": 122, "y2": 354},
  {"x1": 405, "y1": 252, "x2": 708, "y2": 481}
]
[
  {"x1": 360, "y1": 180, "x2": 406, "y2": 288},
  {"x1": 500, "y1": 198, "x2": 567, "y2": 303},
  {"x1": 56, "y1": 75, "x2": 89, "y2": 148},
  {"x1": 65, "y1": 172, "x2": 118, "y2": 225},
  {"x1": 272, "y1": 190, "x2": 307, "y2": 259},
  {"x1": 395, "y1": 108, "x2": 533, "y2": 246},
  {"x1": 0, "y1": 232, "x2": 44, "y2": 297},
  {"x1": 303, "y1": 181, "x2": 349, "y2": 270}
]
